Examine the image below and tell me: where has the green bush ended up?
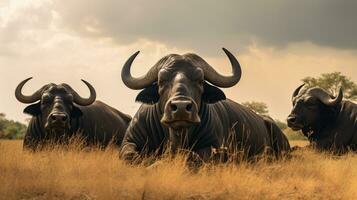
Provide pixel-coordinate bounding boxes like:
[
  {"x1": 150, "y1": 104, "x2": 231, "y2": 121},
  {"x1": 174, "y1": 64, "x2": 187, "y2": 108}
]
[
  {"x1": 283, "y1": 128, "x2": 307, "y2": 141},
  {"x1": 0, "y1": 113, "x2": 27, "y2": 139},
  {"x1": 275, "y1": 120, "x2": 288, "y2": 130}
]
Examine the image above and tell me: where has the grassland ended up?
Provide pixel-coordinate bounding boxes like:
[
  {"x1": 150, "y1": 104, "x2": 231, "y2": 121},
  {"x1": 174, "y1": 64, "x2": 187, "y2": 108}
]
[{"x1": 0, "y1": 140, "x2": 356, "y2": 200}]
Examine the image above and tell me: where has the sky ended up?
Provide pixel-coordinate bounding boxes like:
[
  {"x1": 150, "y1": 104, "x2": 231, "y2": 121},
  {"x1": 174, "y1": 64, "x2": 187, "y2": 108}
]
[{"x1": 1, "y1": 0, "x2": 357, "y2": 122}]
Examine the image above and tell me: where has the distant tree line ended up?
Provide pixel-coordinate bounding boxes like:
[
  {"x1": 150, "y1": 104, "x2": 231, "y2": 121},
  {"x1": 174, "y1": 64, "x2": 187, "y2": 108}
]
[{"x1": 0, "y1": 113, "x2": 27, "y2": 139}]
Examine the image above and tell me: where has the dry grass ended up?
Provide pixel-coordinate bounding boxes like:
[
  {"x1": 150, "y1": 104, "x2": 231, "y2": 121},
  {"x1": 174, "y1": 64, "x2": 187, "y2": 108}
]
[
  {"x1": 0, "y1": 140, "x2": 356, "y2": 200},
  {"x1": 290, "y1": 140, "x2": 309, "y2": 147}
]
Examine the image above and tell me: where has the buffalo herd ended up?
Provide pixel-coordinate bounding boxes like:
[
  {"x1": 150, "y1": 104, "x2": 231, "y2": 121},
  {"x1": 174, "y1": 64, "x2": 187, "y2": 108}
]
[{"x1": 14, "y1": 48, "x2": 357, "y2": 164}]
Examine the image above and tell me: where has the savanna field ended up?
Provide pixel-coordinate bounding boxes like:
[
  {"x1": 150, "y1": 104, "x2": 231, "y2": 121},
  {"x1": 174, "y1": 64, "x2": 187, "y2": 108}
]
[{"x1": 0, "y1": 140, "x2": 356, "y2": 200}]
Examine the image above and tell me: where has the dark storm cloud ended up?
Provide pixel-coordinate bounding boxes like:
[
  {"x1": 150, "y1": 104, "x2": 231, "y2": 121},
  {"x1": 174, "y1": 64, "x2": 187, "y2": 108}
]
[{"x1": 53, "y1": 0, "x2": 357, "y2": 53}]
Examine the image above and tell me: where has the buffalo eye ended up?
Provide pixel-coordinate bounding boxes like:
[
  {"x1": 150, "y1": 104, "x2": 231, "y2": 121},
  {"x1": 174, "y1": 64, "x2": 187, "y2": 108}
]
[
  {"x1": 191, "y1": 68, "x2": 204, "y2": 83},
  {"x1": 158, "y1": 78, "x2": 166, "y2": 86},
  {"x1": 293, "y1": 99, "x2": 302, "y2": 106},
  {"x1": 307, "y1": 104, "x2": 318, "y2": 110},
  {"x1": 64, "y1": 94, "x2": 74, "y2": 104},
  {"x1": 158, "y1": 69, "x2": 171, "y2": 85},
  {"x1": 67, "y1": 104, "x2": 73, "y2": 110},
  {"x1": 304, "y1": 101, "x2": 318, "y2": 110},
  {"x1": 304, "y1": 98, "x2": 318, "y2": 108},
  {"x1": 41, "y1": 94, "x2": 53, "y2": 105}
]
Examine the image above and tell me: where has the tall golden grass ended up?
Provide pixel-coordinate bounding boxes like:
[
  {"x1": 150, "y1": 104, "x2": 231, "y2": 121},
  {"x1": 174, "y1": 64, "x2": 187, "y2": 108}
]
[{"x1": 0, "y1": 140, "x2": 356, "y2": 200}]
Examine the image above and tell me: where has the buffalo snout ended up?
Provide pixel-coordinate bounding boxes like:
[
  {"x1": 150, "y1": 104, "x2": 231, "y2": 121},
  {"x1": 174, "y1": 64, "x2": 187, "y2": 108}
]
[
  {"x1": 46, "y1": 112, "x2": 70, "y2": 132},
  {"x1": 49, "y1": 113, "x2": 69, "y2": 124},
  {"x1": 287, "y1": 115, "x2": 297, "y2": 124},
  {"x1": 170, "y1": 99, "x2": 193, "y2": 113},
  {"x1": 287, "y1": 114, "x2": 304, "y2": 131},
  {"x1": 161, "y1": 96, "x2": 200, "y2": 129}
]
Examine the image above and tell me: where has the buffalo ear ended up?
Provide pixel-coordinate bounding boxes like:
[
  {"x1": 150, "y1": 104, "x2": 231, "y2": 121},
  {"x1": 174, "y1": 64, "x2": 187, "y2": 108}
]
[
  {"x1": 202, "y1": 82, "x2": 226, "y2": 104},
  {"x1": 24, "y1": 102, "x2": 41, "y2": 116},
  {"x1": 135, "y1": 83, "x2": 160, "y2": 104},
  {"x1": 71, "y1": 105, "x2": 83, "y2": 118}
]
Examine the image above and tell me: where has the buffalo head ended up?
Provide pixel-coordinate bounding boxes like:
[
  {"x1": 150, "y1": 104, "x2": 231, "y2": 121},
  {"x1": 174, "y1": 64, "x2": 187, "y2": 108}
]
[
  {"x1": 287, "y1": 84, "x2": 343, "y2": 133},
  {"x1": 15, "y1": 78, "x2": 96, "y2": 136},
  {"x1": 122, "y1": 48, "x2": 241, "y2": 130}
]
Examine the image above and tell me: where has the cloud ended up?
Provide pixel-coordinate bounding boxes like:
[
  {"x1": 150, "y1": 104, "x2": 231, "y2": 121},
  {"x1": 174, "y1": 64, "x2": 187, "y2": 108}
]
[
  {"x1": 51, "y1": 0, "x2": 357, "y2": 53},
  {"x1": 0, "y1": 0, "x2": 54, "y2": 58},
  {"x1": 3, "y1": 0, "x2": 357, "y2": 56}
]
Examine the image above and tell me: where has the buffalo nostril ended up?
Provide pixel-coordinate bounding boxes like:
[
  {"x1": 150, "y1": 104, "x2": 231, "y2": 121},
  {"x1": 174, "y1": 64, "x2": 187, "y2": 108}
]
[
  {"x1": 50, "y1": 114, "x2": 68, "y2": 122},
  {"x1": 62, "y1": 115, "x2": 68, "y2": 122},
  {"x1": 186, "y1": 103, "x2": 192, "y2": 112},
  {"x1": 171, "y1": 104, "x2": 178, "y2": 112},
  {"x1": 288, "y1": 117, "x2": 296, "y2": 123},
  {"x1": 51, "y1": 115, "x2": 57, "y2": 121}
]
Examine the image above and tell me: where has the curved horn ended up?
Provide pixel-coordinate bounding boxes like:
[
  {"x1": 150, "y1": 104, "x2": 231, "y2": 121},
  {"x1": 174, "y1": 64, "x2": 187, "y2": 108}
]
[
  {"x1": 202, "y1": 48, "x2": 242, "y2": 88},
  {"x1": 72, "y1": 79, "x2": 96, "y2": 106},
  {"x1": 15, "y1": 77, "x2": 42, "y2": 104},
  {"x1": 292, "y1": 84, "x2": 305, "y2": 100},
  {"x1": 314, "y1": 87, "x2": 343, "y2": 106},
  {"x1": 121, "y1": 51, "x2": 159, "y2": 90}
]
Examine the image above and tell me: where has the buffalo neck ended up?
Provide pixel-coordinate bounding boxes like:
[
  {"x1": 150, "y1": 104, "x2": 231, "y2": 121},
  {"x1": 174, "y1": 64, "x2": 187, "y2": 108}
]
[
  {"x1": 34, "y1": 115, "x2": 46, "y2": 138},
  {"x1": 165, "y1": 102, "x2": 210, "y2": 154},
  {"x1": 168, "y1": 128, "x2": 189, "y2": 154},
  {"x1": 307, "y1": 103, "x2": 341, "y2": 141}
]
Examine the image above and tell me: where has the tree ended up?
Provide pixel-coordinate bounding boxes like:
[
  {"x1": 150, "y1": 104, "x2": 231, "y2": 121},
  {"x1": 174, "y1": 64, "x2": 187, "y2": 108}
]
[
  {"x1": 302, "y1": 72, "x2": 357, "y2": 100},
  {"x1": 242, "y1": 101, "x2": 269, "y2": 115}
]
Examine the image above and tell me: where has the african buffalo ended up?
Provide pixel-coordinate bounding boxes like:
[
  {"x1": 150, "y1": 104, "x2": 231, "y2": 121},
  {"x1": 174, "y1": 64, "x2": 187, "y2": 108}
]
[
  {"x1": 15, "y1": 78, "x2": 131, "y2": 150},
  {"x1": 119, "y1": 48, "x2": 290, "y2": 163},
  {"x1": 287, "y1": 84, "x2": 357, "y2": 152}
]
